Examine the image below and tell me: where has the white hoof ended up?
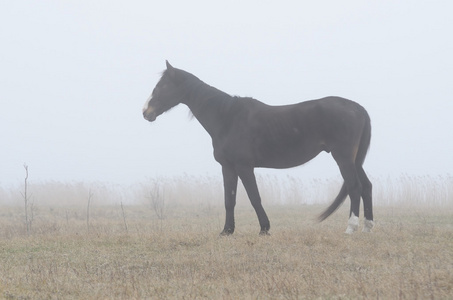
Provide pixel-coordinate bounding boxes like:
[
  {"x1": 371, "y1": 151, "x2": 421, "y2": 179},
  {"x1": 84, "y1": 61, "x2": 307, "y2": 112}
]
[
  {"x1": 345, "y1": 215, "x2": 359, "y2": 234},
  {"x1": 362, "y1": 219, "x2": 375, "y2": 232}
]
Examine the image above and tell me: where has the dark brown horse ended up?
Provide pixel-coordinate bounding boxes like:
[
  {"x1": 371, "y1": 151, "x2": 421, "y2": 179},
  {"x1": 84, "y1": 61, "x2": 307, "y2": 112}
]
[{"x1": 143, "y1": 61, "x2": 374, "y2": 235}]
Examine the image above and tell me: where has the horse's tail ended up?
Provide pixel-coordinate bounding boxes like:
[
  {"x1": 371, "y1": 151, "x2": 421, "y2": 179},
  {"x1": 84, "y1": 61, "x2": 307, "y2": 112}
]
[
  {"x1": 318, "y1": 183, "x2": 348, "y2": 221},
  {"x1": 318, "y1": 109, "x2": 371, "y2": 222}
]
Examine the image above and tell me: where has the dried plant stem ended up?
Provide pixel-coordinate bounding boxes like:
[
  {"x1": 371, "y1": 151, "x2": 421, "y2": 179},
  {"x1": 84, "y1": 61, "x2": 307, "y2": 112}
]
[
  {"x1": 148, "y1": 181, "x2": 165, "y2": 232},
  {"x1": 120, "y1": 201, "x2": 128, "y2": 233},
  {"x1": 22, "y1": 164, "x2": 33, "y2": 235},
  {"x1": 87, "y1": 189, "x2": 93, "y2": 231}
]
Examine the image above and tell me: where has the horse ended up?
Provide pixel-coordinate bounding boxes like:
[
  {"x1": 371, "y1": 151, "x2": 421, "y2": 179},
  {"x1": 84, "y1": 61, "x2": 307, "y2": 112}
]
[{"x1": 143, "y1": 61, "x2": 374, "y2": 235}]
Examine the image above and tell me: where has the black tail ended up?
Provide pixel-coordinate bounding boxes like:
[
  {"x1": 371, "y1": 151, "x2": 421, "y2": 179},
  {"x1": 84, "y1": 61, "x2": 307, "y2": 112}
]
[
  {"x1": 318, "y1": 111, "x2": 371, "y2": 222},
  {"x1": 318, "y1": 183, "x2": 348, "y2": 221}
]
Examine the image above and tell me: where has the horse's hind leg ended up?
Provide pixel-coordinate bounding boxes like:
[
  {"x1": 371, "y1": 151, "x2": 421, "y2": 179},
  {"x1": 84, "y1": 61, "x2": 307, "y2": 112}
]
[
  {"x1": 333, "y1": 154, "x2": 362, "y2": 234},
  {"x1": 357, "y1": 166, "x2": 374, "y2": 232}
]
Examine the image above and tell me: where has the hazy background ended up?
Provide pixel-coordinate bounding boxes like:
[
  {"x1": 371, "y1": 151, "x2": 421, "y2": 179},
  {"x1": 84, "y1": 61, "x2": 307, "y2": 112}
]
[{"x1": 1, "y1": 1, "x2": 452, "y2": 190}]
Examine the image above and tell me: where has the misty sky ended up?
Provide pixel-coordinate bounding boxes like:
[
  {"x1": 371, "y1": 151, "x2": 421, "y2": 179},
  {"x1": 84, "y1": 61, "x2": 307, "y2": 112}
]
[{"x1": 1, "y1": 1, "x2": 452, "y2": 187}]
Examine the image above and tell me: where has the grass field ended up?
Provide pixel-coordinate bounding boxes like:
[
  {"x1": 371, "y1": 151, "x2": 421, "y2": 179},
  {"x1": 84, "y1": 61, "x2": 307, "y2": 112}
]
[{"x1": 0, "y1": 201, "x2": 452, "y2": 299}]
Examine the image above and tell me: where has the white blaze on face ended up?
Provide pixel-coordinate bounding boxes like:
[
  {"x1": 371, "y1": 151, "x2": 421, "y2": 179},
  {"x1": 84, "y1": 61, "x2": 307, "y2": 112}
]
[
  {"x1": 345, "y1": 213, "x2": 359, "y2": 234},
  {"x1": 142, "y1": 94, "x2": 153, "y2": 113}
]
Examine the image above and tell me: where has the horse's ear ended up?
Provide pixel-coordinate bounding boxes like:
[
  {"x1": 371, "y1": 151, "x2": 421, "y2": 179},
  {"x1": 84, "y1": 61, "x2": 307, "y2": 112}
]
[{"x1": 166, "y1": 60, "x2": 176, "y2": 78}]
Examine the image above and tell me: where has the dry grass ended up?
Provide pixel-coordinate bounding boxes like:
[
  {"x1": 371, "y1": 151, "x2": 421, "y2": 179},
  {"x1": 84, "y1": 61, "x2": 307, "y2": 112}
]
[{"x1": 0, "y1": 203, "x2": 452, "y2": 299}]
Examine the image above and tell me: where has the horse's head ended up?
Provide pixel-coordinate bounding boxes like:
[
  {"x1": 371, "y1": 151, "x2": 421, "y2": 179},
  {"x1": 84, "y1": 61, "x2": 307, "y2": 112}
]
[{"x1": 143, "y1": 61, "x2": 183, "y2": 122}]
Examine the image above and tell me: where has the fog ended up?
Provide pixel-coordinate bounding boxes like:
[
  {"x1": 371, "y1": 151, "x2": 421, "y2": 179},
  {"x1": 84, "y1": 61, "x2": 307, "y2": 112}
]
[{"x1": 1, "y1": 1, "x2": 452, "y2": 188}]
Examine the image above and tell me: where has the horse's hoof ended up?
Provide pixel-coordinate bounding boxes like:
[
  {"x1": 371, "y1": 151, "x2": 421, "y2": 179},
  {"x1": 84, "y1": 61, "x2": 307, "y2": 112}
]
[
  {"x1": 220, "y1": 229, "x2": 234, "y2": 236},
  {"x1": 259, "y1": 230, "x2": 270, "y2": 236},
  {"x1": 362, "y1": 219, "x2": 375, "y2": 232},
  {"x1": 345, "y1": 214, "x2": 359, "y2": 234}
]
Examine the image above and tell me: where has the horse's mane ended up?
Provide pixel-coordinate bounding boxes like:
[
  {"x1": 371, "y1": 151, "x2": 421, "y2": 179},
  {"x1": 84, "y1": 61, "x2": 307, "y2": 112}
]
[{"x1": 169, "y1": 68, "x2": 241, "y2": 118}]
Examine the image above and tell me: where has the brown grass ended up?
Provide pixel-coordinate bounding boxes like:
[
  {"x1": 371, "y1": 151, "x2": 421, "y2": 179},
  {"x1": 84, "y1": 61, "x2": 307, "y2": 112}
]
[{"x1": 0, "y1": 203, "x2": 452, "y2": 299}]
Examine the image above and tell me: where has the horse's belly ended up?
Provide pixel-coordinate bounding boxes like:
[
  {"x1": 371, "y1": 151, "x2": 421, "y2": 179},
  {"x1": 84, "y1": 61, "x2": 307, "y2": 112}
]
[{"x1": 255, "y1": 145, "x2": 323, "y2": 169}]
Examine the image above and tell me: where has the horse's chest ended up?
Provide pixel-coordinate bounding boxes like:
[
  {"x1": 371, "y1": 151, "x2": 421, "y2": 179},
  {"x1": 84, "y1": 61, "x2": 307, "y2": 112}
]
[{"x1": 212, "y1": 135, "x2": 254, "y2": 164}]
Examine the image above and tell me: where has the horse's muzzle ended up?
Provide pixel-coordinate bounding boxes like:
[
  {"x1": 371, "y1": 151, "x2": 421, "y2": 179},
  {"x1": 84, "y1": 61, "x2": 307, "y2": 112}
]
[{"x1": 143, "y1": 107, "x2": 157, "y2": 122}]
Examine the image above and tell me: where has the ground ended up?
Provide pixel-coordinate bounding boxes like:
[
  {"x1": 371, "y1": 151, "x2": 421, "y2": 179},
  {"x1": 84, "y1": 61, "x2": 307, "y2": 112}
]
[{"x1": 0, "y1": 204, "x2": 452, "y2": 299}]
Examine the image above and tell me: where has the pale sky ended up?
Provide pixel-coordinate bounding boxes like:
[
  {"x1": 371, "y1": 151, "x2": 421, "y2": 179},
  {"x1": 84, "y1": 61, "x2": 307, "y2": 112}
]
[{"x1": 1, "y1": 1, "x2": 452, "y2": 187}]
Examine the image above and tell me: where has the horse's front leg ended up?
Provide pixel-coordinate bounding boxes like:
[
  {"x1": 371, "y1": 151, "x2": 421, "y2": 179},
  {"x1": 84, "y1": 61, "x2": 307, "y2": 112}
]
[
  {"x1": 236, "y1": 166, "x2": 270, "y2": 235},
  {"x1": 220, "y1": 164, "x2": 238, "y2": 235}
]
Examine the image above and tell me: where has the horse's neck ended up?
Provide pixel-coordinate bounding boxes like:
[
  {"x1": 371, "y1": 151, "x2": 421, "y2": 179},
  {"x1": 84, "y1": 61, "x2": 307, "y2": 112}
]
[{"x1": 182, "y1": 83, "x2": 232, "y2": 138}]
